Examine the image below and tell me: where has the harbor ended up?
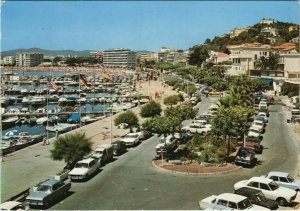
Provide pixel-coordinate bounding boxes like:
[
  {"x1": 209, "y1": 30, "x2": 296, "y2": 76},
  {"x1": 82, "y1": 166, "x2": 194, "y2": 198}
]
[{"x1": 1, "y1": 69, "x2": 153, "y2": 155}]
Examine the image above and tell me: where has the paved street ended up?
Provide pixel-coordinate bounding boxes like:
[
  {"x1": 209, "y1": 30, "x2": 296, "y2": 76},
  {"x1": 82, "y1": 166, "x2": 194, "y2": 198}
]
[{"x1": 51, "y1": 99, "x2": 300, "y2": 210}]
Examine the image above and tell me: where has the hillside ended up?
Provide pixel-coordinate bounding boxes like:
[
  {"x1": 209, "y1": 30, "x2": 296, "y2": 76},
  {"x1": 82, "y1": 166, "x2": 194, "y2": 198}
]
[
  {"x1": 1, "y1": 48, "x2": 91, "y2": 57},
  {"x1": 201, "y1": 19, "x2": 299, "y2": 52}
]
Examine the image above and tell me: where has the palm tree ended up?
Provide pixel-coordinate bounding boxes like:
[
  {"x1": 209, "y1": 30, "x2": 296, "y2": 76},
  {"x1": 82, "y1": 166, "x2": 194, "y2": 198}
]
[{"x1": 50, "y1": 132, "x2": 93, "y2": 169}]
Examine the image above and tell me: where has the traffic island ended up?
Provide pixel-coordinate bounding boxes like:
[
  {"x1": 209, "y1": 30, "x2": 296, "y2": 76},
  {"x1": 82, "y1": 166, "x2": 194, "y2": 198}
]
[{"x1": 152, "y1": 159, "x2": 242, "y2": 175}]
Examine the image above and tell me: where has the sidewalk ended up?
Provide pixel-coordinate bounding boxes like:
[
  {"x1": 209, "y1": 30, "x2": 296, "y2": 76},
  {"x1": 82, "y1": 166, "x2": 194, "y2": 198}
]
[{"x1": 0, "y1": 79, "x2": 177, "y2": 202}]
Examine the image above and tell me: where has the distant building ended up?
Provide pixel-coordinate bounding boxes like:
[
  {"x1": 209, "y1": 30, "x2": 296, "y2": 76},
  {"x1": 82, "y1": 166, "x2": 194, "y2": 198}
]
[
  {"x1": 261, "y1": 27, "x2": 278, "y2": 36},
  {"x1": 227, "y1": 43, "x2": 271, "y2": 75},
  {"x1": 16, "y1": 52, "x2": 43, "y2": 67},
  {"x1": 3, "y1": 56, "x2": 15, "y2": 65},
  {"x1": 103, "y1": 48, "x2": 136, "y2": 68},
  {"x1": 90, "y1": 51, "x2": 103, "y2": 63},
  {"x1": 259, "y1": 18, "x2": 277, "y2": 25},
  {"x1": 207, "y1": 51, "x2": 230, "y2": 64},
  {"x1": 157, "y1": 47, "x2": 187, "y2": 64},
  {"x1": 279, "y1": 54, "x2": 300, "y2": 79},
  {"x1": 289, "y1": 25, "x2": 299, "y2": 32},
  {"x1": 272, "y1": 43, "x2": 298, "y2": 54},
  {"x1": 139, "y1": 52, "x2": 158, "y2": 62},
  {"x1": 229, "y1": 26, "x2": 250, "y2": 38}
]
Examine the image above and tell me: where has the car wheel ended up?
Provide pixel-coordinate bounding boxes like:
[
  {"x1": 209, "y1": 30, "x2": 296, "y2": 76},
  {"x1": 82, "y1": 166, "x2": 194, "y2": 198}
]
[{"x1": 277, "y1": 197, "x2": 287, "y2": 206}]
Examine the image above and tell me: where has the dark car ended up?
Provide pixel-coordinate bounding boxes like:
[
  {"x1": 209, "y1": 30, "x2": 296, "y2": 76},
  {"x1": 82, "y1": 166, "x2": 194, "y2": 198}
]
[
  {"x1": 235, "y1": 147, "x2": 256, "y2": 167},
  {"x1": 112, "y1": 140, "x2": 127, "y2": 156},
  {"x1": 234, "y1": 187, "x2": 279, "y2": 210}
]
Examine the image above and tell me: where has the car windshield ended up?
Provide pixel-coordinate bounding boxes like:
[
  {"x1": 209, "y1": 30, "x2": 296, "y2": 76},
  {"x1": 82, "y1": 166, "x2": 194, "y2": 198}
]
[
  {"x1": 237, "y1": 198, "x2": 253, "y2": 210},
  {"x1": 254, "y1": 192, "x2": 266, "y2": 202},
  {"x1": 37, "y1": 185, "x2": 51, "y2": 192},
  {"x1": 75, "y1": 163, "x2": 89, "y2": 168},
  {"x1": 287, "y1": 175, "x2": 294, "y2": 182},
  {"x1": 269, "y1": 181, "x2": 279, "y2": 190}
]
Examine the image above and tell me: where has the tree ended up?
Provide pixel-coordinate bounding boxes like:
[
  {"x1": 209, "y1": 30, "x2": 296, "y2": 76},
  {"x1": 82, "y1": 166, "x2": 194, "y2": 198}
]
[
  {"x1": 281, "y1": 82, "x2": 299, "y2": 97},
  {"x1": 140, "y1": 100, "x2": 162, "y2": 118},
  {"x1": 163, "y1": 94, "x2": 181, "y2": 106},
  {"x1": 114, "y1": 110, "x2": 139, "y2": 131},
  {"x1": 211, "y1": 106, "x2": 249, "y2": 157},
  {"x1": 188, "y1": 45, "x2": 209, "y2": 67},
  {"x1": 164, "y1": 105, "x2": 198, "y2": 122},
  {"x1": 142, "y1": 116, "x2": 173, "y2": 137},
  {"x1": 50, "y1": 132, "x2": 93, "y2": 169}
]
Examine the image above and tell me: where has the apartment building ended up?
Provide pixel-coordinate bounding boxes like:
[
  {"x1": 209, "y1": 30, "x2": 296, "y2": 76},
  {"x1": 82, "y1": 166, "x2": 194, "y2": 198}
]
[
  {"x1": 139, "y1": 52, "x2": 158, "y2": 62},
  {"x1": 227, "y1": 43, "x2": 271, "y2": 75},
  {"x1": 259, "y1": 18, "x2": 277, "y2": 25},
  {"x1": 207, "y1": 51, "x2": 230, "y2": 64},
  {"x1": 90, "y1": 51, "x2": 103, "y2": 63},
  {"x1": 279, "y1": 54, "x2": 300, "y2": 79},
  {"x1": 157, "y1": 46, "x2": 187, "y2": 64},
  {"x1": 272, "y1": 43, "x2": 298, "y2": 54},
  {"x1": 16, "y1": 52, "x2": 43, "y2": 67},
  {"x1": 103, "y1": 48, "x2": 136, "y2": 68},
  {"x1": 3, "y1": 56, "x2": 15, "y2": 65}
]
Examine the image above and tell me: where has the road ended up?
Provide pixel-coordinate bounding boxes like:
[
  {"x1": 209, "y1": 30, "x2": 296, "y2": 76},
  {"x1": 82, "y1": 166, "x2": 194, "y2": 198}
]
[{"x1": 52, "y1": 98, "x2": 300, "y2": 210}]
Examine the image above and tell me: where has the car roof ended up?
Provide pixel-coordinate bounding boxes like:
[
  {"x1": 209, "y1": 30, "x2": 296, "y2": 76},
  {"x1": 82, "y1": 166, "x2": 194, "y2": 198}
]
[
  {"x1": 0, "y1": 201, "x2": 22, "y2": 209},
  {"x1": 249, "y1": 176, "x2": 273, "y2": 183},
  {"x1": 77, "y1": 158, "x2": 95, "y2": 163},
  {"x1": 217, "y1": 193, "x2": 246, "y2": 203},
  {"x1": 41, "y1": 179, "x2": 60, "y2": 186},
  {"x1": 96, "y1": 144, "x2": 112, "y2": 148},
  {"x1": 235, "y1": 187, "x2": 261, "y2": 195},
  {"x1": 268, "y1": 171, "x2": 289, "y2": 177}
]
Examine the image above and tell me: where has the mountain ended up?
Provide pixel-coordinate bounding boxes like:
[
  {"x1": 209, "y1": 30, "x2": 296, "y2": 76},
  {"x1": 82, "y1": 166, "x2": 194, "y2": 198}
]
[{"x1": 1, "y1": 48, "x2": 92, "y2": 57}]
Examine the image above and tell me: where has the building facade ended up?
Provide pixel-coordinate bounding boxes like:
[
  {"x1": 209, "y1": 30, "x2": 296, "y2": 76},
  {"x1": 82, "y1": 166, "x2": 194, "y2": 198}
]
[
  {"x1": 279, "y1": 54, "x2": 300, "y2": 79},
  {"x1": 227, "y1": 43, "x2": 271, "y2": 75},
  {"x1": 139, "y1": 52, "x2": 158, "y2": 62},
  {"x1": 259, "y1": 18, "x2": 277, "y2": 25},
  {"x1": 16, "y1": 52, "x2": 43, "y2": 67},
  {"x1": 90, "y1": 51, "x2": 103, "y2": 63},
  {"x1": 229, "y1": 27, "x2": 250, "y2": 38},
  {"x1": 103, "y1": 48, "x2": 136, "y2": 68},
  {"x1": 3, "y1": 56, "x2": 16, "y2": 65}
]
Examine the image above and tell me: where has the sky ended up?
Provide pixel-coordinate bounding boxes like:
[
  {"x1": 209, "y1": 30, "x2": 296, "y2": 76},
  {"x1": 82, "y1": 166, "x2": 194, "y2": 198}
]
[{"x1": 2, "y1": 1, "x2": 300, "y2": 52}]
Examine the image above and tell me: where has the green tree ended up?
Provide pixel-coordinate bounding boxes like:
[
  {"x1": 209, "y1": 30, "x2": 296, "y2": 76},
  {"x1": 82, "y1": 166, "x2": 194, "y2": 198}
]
[
  {"x1": 281, "y1": 82, "x2": 299, "y2": 97},
  {"x1": 114, "y1": 110, "x2": 139, "y2": 131},
  {"x1": 163, "y1": 94, "x2": 181, "y2": 106},
  {"x1": 211, "y1": 106, "x2": 249, "y2": 157},
  {"x1": 140, "y1": 100, "x2": 162, "y2": 118},
  {"x1": 188, "y1": 45, "x2": 209, "y2": 67},
  {"x1": 164, "y1": 105, "x2": 198, "y2": 122},
  {"x1": 50, "y1": 132, "x2": 93, "y2": 169},
  {"x1": 142, "y1": 116, "x2": 173, "y2": 137}
]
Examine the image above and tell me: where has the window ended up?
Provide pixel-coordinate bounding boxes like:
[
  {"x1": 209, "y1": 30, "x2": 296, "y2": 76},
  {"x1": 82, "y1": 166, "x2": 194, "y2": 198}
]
[
  {"x1": 216, "y1": 199, "x2": 227, "y2": 206},
  {"x1": 270, "y1": 176, "x2": 278, "y2": 181},
  {"x1": 260, "y1": 183, "x2": 270, "y2": 190},
  {"x1": 248, "y1": 182, "x2": 259, "y2": 188},
  {"x1": 280, "y1": 177, "x2": 289, "y2": 183},
  {"x1": 228, "y1": 202, "x2": 237, "y2": 209}
]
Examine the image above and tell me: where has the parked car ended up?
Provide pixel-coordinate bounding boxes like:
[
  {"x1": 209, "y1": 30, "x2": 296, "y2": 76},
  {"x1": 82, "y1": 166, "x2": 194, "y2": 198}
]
[
  {"x1": 258, "y1": 112, "x2": 268, "y2": 123},
  {"x1": 198, "y1": 193, "x2": 268, "y2": 210},
  {"x1": 208, "y1": 90, "x2": 221, "y2": 95},
  {"x1": 259, "y1": 108, "x2": 269, "y2": 117},
  {"x1": 235, "y1": 147, "x2": 256, "y2": 167},
  {"x1": 262, "y1": 171, "x2": 300, "y2": 191},
  {"x1": 120, "y1": 132, "x2": 140, "y2": 147},
  {"x1": 68, "y1": 158, "x2": 100, "y2": 181},
  {"x1": 234, "y1": 187, "x2": 279, "y2": 210},
  {"x1": 234, "y1": 176, "x2": 297, "y2": 206},
  {"x1": 0, "y1": 201, "x2": 29, "y2": 211},
  {"x1": 26, "y1": 179, "x2": 71, "y2": 208},
  {"x1": 112, "y1": 140, "x2": 127, "y2": 156},
  {"x1": 182, "y1": 123, "x2": 211, "y2": 134},
  {"x1": 247, "y1": 127, "x2": 261, "y2": 138},
  {"x1": 91, "y1": 144, "x2": 114, "y2": 166},
  {"x1": 155, "y1": 135, "x2": 178, "y2": 158},
  {"x1": 243, "y1": 137, "x2": 263, "y2": 154}
]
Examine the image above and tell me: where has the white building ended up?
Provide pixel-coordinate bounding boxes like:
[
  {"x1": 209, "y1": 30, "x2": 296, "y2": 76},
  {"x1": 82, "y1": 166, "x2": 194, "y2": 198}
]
[
  {"x1": 3, "y1": 56, "x2": 15, "y2": 65},
  {"x1": 103, "y1": 48, "x2": 136, "y2": 68},
  {"x1": 16, "y1": 52, "x2": 43, "y2": 67},
  {"x1": 207, "y1": 51, "x2": 230, "y2": 64},
  {"x1": 227, "y1": 43, "x2": 271, "y2": 75},
  {"x1": 157, "y1": 46, "x2": 187, "y2": 64},
  {"x1": 259, "y1": 18, "x2": 277, "y2": 25},
  {"x1": 279, "y1": 54, "x2": 300, "y2": 79},
  {"x1": 139, "y1": 52, "x2": 158, "y2": 62},
  {"x1": 229, "y1": 27, "x2": 250, "y2": 38}
]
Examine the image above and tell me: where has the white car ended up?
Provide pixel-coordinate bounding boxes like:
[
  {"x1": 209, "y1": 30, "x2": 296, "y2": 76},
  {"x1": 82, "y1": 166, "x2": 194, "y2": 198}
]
[
  {"x1": 263, "y1": 171, "x2": 300, "y2": 191},
  {"x1": 0, "y1": 201, "x2": 29, "y2": 211},
  {"x1": 68, "y1": 158, "x2": 99, "y2": 181},
  {"x1": 234, "y1": 176, "x2": 297, "y2": 206},
  {"x1": 258, "y1": 112, "x2": 268, "y2": 122},
  {"x1": 182, "y1": 123, "x2": 211, "y2": 134},
  {"x1": 120, "y1": 132, "x2": 140, "y2": 147},
  {"x1": 199, "y1": 193, "x2": 268, "y2": 210},
  {"x1": 247, "y1": 127, "x2": 261, "y2": 138},
  {"x1": 250, "y1": 123, "x2": 263, "y2": 133}
]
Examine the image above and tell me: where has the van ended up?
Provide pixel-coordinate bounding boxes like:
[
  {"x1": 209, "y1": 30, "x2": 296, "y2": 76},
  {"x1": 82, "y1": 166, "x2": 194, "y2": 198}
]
[{"x1": 91, "y1": 144, "x2": 113, "y2": 167}]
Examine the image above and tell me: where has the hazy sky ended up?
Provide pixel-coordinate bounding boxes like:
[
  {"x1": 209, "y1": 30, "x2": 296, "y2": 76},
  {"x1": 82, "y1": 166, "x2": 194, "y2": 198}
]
[{"x1": 2, "y1": 1, "x2": 299, "y2": 52}]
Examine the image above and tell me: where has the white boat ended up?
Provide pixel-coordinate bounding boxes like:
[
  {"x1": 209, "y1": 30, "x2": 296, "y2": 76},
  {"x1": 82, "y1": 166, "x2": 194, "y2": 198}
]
[
  {"x1": 30, "y1": 96, "x2": 46, "y2": 105},
  {"x1": 2, "y1": 116, "x2": 19, "y2": 127},
  {"x1": 20, "y1": 89, "x2": 29, "y2": 95},
  {"x1": 81, "y1": 115, "x2": 98, "y2": 124},
  {"x1": 58, "y1": 97, "x2": 68, "y2": 104},
  {"x1": 36, "y1": 117, "x2": 48, "y2": 125},
  {"x1": 2, "y1": 130, "x2": 18, "y2": 140},
  {"x1": 1, "y1": 97, "x2": 10, "y2": 105},
  {"x1": 78, "y1": 97, "x2": 87, "y2": 103},
  {"x1": 6, "y1": 108, "x2": 21, "y2": 115},
  {"x1": 49, "y1": 95, "x2": 60, "y2": 102},
  {"x1": 49, "y1": 88, "x2": 57, "y2": 94},
  {"x1": 46, "y1": 123, "x2": 77, "y2": 133},
  {"x1": 35, "y1": 108, "x2": 47, "y2": 114},
  {"x1": 99, "y1": 97, "x2": 106, "y2": 103},
  {"x1": 47, "y1": 107, "x2": 60, "y2": 114},
  {"x1": 20, "y1": 107, "x2": 30, "y2": 113},
  {"x1": 89, "y1": 98, "x2": 98, "y2": 103}
]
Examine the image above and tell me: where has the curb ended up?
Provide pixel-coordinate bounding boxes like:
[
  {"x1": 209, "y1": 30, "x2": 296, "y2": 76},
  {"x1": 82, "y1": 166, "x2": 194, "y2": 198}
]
[{"x1": 151, "y1": 160, "x2": 243, "y2": 176}]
